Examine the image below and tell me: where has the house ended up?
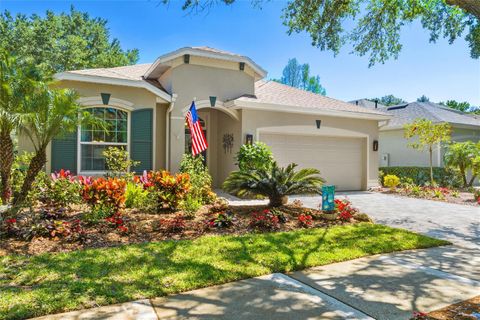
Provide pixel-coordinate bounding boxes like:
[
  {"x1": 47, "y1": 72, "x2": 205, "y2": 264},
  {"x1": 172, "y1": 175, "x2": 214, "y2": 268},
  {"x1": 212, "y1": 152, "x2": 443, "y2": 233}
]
[
  {"x1": 19, "y1": 47, "x2": 390, "y2": 191},
  {"x1": 350, "y1": 100, "x2": 480, "y2": 167}
]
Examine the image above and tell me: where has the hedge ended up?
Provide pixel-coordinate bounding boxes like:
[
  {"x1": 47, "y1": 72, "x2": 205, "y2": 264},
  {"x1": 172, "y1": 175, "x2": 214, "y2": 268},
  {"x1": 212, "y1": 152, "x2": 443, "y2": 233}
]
[{"x1": 379, "y1": 167, "x2": 463, "y2": 188}]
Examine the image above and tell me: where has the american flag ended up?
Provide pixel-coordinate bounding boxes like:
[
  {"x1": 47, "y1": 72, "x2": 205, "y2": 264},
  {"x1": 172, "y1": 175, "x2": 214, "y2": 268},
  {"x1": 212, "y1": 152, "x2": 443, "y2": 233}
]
[{"x1": 186, "y1": 101, "x2": 208, "y2": 156}]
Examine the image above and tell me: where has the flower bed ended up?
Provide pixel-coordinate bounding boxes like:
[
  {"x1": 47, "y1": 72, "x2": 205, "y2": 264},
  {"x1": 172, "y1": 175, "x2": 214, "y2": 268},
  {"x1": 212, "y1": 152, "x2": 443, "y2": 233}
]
[
  {"x1": 0, "y1": 198, "x2": 370, "y2": 256},
  {"x1": 375, "y1": 185, "x2": 479, "y2": 206}
]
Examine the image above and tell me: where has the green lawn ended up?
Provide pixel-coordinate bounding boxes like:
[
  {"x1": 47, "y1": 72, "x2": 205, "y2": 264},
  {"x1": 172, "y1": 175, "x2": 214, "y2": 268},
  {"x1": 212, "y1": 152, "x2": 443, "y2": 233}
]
[{"x1": 0, "y1": 223, "x2": 448, "y2": 320}]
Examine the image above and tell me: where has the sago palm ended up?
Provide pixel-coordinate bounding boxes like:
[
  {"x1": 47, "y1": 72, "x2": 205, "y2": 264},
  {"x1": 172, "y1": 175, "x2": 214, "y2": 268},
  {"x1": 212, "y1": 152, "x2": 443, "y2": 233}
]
[{"x1": 223, "y1": 162, "x2": 325, "y2": 207}]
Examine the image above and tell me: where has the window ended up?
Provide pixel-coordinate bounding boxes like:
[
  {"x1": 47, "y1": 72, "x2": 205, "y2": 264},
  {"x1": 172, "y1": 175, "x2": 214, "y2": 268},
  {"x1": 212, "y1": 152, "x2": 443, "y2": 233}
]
[{"x1": 80, "y1": 107, "x2": 128, "y2": 172}]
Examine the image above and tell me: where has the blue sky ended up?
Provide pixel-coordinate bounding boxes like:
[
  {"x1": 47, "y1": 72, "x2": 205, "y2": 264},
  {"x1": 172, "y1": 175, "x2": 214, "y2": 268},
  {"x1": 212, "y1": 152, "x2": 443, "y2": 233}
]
[{"x1": 2, "y1": 0, "x2": 480, "y2": 105}]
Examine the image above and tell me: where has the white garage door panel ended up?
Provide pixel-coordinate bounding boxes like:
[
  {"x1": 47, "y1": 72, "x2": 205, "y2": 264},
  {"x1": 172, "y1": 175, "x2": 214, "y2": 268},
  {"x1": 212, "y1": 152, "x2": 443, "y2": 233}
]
[{"x1": 260, "y1": 133, "x2": 364, "y2": 191}]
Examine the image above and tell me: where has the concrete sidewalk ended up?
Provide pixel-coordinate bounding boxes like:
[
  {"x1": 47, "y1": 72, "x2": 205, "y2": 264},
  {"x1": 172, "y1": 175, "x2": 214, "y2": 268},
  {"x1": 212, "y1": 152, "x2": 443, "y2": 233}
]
[{"x1": 33, "y1": 246, "x2": 479, "y2": 320}]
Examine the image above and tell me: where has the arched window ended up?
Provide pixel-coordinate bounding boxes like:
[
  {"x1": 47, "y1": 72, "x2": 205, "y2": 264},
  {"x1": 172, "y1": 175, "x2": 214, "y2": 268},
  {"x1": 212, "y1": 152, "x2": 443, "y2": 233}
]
[{"x1": 80, "y1": 107, "x2": 128, "y2": 172}]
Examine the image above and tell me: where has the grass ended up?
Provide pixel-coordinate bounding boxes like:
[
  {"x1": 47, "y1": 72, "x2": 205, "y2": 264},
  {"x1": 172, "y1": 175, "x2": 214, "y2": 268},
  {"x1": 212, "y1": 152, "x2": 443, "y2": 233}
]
[{"x1": 0, "y1": 223, "x2": 449, "y2": 320}]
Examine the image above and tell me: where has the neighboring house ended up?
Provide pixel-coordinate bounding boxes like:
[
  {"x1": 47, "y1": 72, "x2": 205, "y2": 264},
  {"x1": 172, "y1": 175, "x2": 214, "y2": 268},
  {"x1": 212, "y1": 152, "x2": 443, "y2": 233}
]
[
  {"x1": 350, "y1": 100, "x2": 480, "y2": 167},
  {"x1": 19, "y1": 47, "x2": 390, "y2": 190}
]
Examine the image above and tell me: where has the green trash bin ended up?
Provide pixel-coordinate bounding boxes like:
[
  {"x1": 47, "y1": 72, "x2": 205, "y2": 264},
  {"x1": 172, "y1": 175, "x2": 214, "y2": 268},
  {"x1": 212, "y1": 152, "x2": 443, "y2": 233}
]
[{"x1": 322, "y1": 185, "x2": 335, "y2": 211}]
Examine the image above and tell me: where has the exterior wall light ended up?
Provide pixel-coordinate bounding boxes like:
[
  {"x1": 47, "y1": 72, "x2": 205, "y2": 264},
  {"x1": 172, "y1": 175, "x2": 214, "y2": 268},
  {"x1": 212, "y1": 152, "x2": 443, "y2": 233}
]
[
  {"x1": 316, "y1": 120, "x2": 321, "y2": 129},
  {"x1": 245, "y1": 134, "x2": 253, "y2": 145},
  {"x1": 373, "y1": 140, "x2": 379, "y2": 151}
]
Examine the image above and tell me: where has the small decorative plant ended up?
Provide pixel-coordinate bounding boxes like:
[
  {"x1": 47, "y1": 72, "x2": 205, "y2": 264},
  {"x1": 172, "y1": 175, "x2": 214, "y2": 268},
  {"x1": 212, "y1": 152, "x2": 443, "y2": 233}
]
[
  {"x1": 298, "y1": 213, "x2": 313, "y2": 227},
  {"x1": 334, "y1": 199, "x2": 358, "y2": 221},
  {"x1": 249, "y1": 209, "x2": 280, "y2": 230},
  {"x1": 383, "y1": 174, "x2": 400, "y2": 190},
  {"x1": 159, "y1": 215, "x2": 186, "y2": 233},
  {"x1": 206, "y1": 210, "x2": 235, "y2": 229}
]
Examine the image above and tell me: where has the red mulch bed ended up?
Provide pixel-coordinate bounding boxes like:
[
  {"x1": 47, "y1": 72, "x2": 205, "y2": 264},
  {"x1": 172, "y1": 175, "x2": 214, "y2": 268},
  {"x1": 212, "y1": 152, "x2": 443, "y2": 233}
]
[
  {"x1": 375, "y1": 187, "x2": 479, "y2": 207},
  {"x1": 0, "y1": 203, "x2": 370, "y2": 256}
]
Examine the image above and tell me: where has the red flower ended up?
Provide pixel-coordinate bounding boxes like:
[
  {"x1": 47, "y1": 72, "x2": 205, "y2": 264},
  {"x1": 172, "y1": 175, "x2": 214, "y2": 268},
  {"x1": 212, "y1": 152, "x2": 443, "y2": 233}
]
[{"x1": 5, "y1": 218, "x2": 16, "y2": 224}]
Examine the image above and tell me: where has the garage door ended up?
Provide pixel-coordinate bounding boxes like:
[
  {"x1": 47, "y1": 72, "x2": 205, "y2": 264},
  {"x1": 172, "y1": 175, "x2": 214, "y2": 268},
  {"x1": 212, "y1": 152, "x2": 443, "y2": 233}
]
[{"x1": 260, "y1": 133, "x2": 365, "y2": 191}]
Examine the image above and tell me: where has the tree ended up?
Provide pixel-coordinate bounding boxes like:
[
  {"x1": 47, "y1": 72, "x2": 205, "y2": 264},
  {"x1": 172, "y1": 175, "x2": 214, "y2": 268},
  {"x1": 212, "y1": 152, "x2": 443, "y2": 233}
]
[
  {"x1": 417, "y1": 95, "x2": 430, "y2": 102},
  {"x1": 169, "y1": 0, "x2": 479, "y2": 66},
  {"x1": 12, "y1": 84, "x2": 98, "y2": 208},
  {"x1": 276, "y1": 58, "x2": 327, "y2": 95},
  {"x1": 0, "y1": 7, "x2": 139, "y2": 76},
  {"x1": 404, "y1": 119, "x2": 452, "y2": 185},
  {"x1": 0, "y1": 51, "x2": 37, "y2": 203},
  {"x1": 223, "y1": 162, "x2": 324, "y2": 207},
  {"x1": 440, "y1": 100, "x2": 472, "y2": 112},
  {"x1": 370, "y1": 95, "x2": 406, "y2": 106},
  {"x1": 444, "y1": 141, "x2": 480, "y2": 187}
]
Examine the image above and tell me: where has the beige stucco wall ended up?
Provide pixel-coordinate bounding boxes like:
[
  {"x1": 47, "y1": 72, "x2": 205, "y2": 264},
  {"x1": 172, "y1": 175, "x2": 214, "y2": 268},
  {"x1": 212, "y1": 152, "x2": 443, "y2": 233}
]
[
  {"x1": 241, "y1": 110, "x2": 380, "y2": 189},
  {"x1": 379, "y1": 126, "x2": 480, "y2": 168},
  {"x1": 168, "y1": 63, "x2": 255, "y2": 173}
]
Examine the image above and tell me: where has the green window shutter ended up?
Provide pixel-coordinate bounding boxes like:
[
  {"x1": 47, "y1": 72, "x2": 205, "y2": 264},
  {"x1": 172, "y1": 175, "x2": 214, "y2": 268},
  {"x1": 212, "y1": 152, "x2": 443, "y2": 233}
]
[
  {"x1": 51, "y1": 131, "x2": 78, "y2": 174},
  {"x1": 131, "y1": 109, "x2": 153, "y2": 172}
]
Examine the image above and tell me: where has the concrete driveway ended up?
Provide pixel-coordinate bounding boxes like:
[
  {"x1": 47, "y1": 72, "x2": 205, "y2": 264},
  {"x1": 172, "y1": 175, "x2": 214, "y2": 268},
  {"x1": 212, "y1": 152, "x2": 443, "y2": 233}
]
[{"x1": 292, "y1": 192, "x2": 480, "y2": 249}]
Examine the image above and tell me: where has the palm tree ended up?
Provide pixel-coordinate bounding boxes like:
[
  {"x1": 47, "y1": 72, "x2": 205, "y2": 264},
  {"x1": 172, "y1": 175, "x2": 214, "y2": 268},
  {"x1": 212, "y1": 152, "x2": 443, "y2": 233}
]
[
  {"x1": 12, "y1": 84, "x2": 82, "y2": 207},
  {"x1": 223, "y1": 162, "x2": 325, "y2": 207},
  {"x1": 0, "y1": 51, "x2": 36, "y2": 203}
]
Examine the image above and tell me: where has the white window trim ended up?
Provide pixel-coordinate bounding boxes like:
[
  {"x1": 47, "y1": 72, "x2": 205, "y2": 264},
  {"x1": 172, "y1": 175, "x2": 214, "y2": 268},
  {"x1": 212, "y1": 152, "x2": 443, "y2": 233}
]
[{"x1": 77, "y1": 105, "x2": 132, "y2": 175}]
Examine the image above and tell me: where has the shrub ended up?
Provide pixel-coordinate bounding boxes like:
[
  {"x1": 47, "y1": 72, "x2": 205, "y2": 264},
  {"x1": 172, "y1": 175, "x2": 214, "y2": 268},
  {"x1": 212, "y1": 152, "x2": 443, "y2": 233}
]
[
  {"x1": 103, "y1": 147, "x2": 140, "y2": 178},
  {"x1": 474, "y1": 189, "x2": 480, "y2": 204},
  {"x1": 235, "y1": 142, "x2": 274, "y2": 172},
  {"x1": 137, "y1": 170, "x2": 191, "y2": 212},
  {"x1": 379, "y1": 166, "x2": 462, "y2": 188},
  {"x1": 383, "y1": 174, "x2": 400, "y2": 190},
  {"x1": 443, "y1": 141, "x2": 480, "y2": 188},
  {"x1": 125, "y1": 181, "x2": 149, "y2": 209},
  {"x1": 223, "y1": 162, "x2": 324, "y2": 207},
  {"x1": 38, "y1": 170, "x2": 82, "y2": 209},
  {"x1": 206, "y1": 210, "x2": 235, "y2": 228},
  {"x1": 179, "y1": 154, "x2": 216, "y2": 205},
  {"x1": 181, "y1": 195, "x2": 202, "y2": 218},
  {"x1": 249, "y1": 209, "x2": 280, "y2": 230},
  {"x1": 79, "y1": 177, "x2": 126, "y2": 221},
  {"x1": 298, "y1": 213, "x2": 313, "y2": 227}
]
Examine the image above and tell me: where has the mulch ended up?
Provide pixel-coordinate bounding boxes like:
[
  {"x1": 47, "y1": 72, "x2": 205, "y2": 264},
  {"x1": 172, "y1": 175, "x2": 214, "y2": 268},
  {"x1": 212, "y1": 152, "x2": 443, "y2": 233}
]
[
  {"x1": 0, "y1": 203, "x2": 367, "y2": 256},
  {"x1": 375, "y1": 188, "x2": 479, "y2": 207}
]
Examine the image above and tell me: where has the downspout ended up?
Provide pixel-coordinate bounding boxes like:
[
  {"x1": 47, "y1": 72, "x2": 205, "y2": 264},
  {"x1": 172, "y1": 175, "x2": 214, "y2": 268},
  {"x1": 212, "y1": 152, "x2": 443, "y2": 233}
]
[{"x1": 166, "y1": 93, "x2": 177, "y2": 171}]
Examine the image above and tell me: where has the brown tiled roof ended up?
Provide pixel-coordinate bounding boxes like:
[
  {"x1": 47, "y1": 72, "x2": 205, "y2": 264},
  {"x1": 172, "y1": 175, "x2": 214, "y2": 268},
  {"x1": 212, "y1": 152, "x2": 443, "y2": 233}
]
[
  {"x1": 236, "y1": 80, "x2": 389, "y2": 115},
  {"x1": 68, "y1": 63, "x2": 153, "y2": 81}
]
